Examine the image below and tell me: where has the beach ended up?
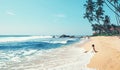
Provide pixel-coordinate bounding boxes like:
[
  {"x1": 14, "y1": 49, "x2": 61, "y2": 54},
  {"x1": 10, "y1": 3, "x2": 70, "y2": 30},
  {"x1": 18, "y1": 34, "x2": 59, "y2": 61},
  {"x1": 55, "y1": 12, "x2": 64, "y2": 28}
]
[
  {"x1": 82, "y1": 36, "x2": 120, "y2": 70},
  {"x1": 1, "y1": 36, "x2": 120, "y2": 70}
]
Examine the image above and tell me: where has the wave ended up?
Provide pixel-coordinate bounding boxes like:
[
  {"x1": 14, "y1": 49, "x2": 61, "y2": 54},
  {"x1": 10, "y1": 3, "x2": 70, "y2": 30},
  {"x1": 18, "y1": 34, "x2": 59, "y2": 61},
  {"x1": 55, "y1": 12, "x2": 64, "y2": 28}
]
[
  {"x1": 0, "y1": 37, "x2": 81, "y2": 70},
  {"x1": 0, "y1": 36, "x2": 52, "y2": 42},
  {"x1": 0, "y1": 49, "x2": 43, "y2": 63},
  {"x1": 0, "y1": 37, "x2": 80, "y2": 51},
  {"x1": 0, "y1": 45, "x2": 95, "y2": 70},
  {"x1": 42, "y1": 38, "x2": 78, "y2": 44},
  {"x1": 42, "y1": 40, "x2": 67, "y2": 44}
]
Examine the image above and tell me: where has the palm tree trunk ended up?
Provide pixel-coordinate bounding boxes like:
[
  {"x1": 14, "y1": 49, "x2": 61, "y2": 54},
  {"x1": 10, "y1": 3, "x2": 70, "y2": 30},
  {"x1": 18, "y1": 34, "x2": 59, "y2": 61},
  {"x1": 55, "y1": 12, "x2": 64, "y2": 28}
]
[
  {"x1": 115, "y1": 3, "x2": 120, "y2": 26},
  {"x1": 104, "y1": 1, "x2": 120, "y2": 17},
  {"x1": 115, "y1": 14, "x2": 119, "y2": 25},
  {"x1": 118, "y1": 17, "x2": 120, "y2": 25},
  {"x1": 106, "y1": 0, "x2": 120, "y2": 13}
]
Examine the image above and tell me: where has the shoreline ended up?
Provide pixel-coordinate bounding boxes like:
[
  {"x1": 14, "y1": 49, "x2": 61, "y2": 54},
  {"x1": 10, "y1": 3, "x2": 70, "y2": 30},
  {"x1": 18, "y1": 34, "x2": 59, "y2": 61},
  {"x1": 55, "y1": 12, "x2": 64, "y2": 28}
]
[
  {"x1": 0, "y1": 37, "x2": 95, "y2": 70},
  {"x1": 82, "y1": 36, "x2": 120, "y2": 70},
  {"x1": 30, "y1": 38, "x2": 95, "y2": 70}
]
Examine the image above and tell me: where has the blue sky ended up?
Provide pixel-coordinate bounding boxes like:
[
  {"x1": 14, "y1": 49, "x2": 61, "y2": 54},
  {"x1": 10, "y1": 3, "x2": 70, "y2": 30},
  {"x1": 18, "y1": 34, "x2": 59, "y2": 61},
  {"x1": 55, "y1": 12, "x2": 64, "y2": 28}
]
[{"x1": 0, "y1": 0, "x2": 116, "y2": 35}]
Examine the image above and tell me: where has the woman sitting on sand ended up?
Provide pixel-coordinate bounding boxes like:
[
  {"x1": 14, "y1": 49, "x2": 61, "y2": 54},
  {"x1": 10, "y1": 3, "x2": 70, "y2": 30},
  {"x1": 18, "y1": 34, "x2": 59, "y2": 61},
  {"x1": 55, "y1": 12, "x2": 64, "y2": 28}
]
[{"x1": 92, "y1": 44, "x2": 97, "y2": 53}]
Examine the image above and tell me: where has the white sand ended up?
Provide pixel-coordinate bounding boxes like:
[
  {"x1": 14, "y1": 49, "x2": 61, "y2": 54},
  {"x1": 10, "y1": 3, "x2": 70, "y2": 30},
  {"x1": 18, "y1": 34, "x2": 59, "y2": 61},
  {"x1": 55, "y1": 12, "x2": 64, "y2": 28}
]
[{"x1": 82, "y1": 36, "x2": 120, "y2": 70}]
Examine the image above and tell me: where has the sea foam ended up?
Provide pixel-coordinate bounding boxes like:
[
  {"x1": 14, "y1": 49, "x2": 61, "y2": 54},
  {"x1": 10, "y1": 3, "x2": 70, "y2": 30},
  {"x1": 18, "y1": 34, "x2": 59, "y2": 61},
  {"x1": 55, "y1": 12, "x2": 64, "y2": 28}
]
[
  {"x1": 0, "y1": 36, "x2": 96, "y2": 70},
  {"x1": 0, "y1": 35, "x2": 52, "y2": 42}
]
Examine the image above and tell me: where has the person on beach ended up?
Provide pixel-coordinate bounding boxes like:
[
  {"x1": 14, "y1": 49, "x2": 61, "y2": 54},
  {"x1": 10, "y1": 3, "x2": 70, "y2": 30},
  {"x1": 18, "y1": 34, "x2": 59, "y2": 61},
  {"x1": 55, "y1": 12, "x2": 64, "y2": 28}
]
[{"x1": 92, "y1": 44, "x2": 97, "y2": 53}]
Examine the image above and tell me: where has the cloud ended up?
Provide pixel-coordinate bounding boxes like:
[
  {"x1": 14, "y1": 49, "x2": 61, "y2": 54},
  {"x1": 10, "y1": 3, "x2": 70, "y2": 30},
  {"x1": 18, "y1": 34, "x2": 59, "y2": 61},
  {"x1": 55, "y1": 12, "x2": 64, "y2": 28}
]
[
  {"x1": 6, "y1": 11, "x2": 16, "y2": 16},
  {"x1": 55, "y1": 14, "x2": 66, "y2": 18},
  {"x1": 53, "y1": 14, "x2": 66, "y2": 23}
]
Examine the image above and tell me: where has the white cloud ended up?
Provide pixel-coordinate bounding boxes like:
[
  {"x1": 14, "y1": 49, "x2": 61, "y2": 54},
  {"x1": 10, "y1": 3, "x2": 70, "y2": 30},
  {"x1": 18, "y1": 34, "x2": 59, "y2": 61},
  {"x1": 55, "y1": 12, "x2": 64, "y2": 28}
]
[
  {"x1": 55, "y1": 14, "x2": 66, "y2": 18},
  {"x1": 53, "y1": 14, "x2": 66, "y2": 23},
  {"x1": 6, "y1": 11, "x2": 16, "y2": 16}
]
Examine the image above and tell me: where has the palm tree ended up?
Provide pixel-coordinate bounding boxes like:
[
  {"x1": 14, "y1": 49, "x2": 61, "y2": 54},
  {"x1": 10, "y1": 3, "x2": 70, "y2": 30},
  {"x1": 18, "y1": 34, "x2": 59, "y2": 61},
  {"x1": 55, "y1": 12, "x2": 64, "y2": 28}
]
[
  {"x1": 95, "y1": 6, "x2": 104, "y2": 24},
  {"x1": 110, "y1": 24, "x2": 120, "y2": 35},
  {"x1": 105, "y1": 0, "x2": 120, "y2": 25},
  {"x1": 84, "y1": 0, "x2": 105, "y2": 25},
  {"x1": 84, "y1": 0, "x2": 95, "y2": 25},
  {"x1": 104, "y1": 15, "x2": 110, "y2": 25},
  {"x1": 107, "y1": 0, "x2": 119, "y2": 12},
  {"x1": 84, "y1": 0, "x2": 120, "y2": 36},
  {"x1": 107, "y1": 0, "x2": 120, "y2": 35},
  {"x1": 94, "y1": 0, "x2": 104, "y2": 24},
  {"x1": 104, "y1": 0, "x2": 120, "y2": 17},
  {"x1": 96, "y1": 0, "x2": 104, "y2": 7},
  {"x1": 92, "y1": 24, "x2": 105, "y2": 35}
]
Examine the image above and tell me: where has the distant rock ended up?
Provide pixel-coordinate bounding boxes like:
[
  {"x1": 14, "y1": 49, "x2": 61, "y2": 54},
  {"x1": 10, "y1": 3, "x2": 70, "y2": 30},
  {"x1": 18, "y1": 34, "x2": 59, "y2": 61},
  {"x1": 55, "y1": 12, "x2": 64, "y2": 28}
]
[
  {"x1": 59, "y1": 34, "x2": 75, "y2": 38},
  {"x1": 70, "y1": 36, "x2": 75, "y2": 38},
  {"x1": 52, "y1": 35, "x2": 56, "y2": 38}
]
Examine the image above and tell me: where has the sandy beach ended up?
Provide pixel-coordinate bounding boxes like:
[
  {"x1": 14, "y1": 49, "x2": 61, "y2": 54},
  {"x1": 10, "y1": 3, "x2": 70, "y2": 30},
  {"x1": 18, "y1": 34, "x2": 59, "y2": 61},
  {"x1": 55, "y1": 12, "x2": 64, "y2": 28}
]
[
  {"x1": 82, "y1": 36, "x2": 120, "y2": 70},
  {"x1": 1, "y1": 36, "x2": 120, "y2": 70}
]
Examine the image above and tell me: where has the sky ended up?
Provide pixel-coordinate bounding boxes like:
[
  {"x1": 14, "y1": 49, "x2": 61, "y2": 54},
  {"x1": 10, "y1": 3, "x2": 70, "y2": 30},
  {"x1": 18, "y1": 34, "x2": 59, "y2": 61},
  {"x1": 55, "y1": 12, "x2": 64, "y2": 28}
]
[{"x1": 0, "y1": 0, "x2": 116, "y2": 35}]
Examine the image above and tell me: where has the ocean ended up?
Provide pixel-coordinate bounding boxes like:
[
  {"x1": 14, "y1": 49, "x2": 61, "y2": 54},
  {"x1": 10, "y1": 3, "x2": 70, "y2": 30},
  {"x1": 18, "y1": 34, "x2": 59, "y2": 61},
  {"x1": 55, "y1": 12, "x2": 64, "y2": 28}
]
[{"x1": 0, "y1": 35, "x2": 82, "y2": 70}]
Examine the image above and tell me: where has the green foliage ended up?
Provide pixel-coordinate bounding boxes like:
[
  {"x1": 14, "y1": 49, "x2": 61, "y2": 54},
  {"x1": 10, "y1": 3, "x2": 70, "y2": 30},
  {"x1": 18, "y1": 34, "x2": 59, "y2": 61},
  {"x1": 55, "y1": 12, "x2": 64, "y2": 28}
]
[
  {"x1": 92, "y1": 24, "x2": 120, "y2": 36},
  {"x1": 84, "y1": 0, "x2": 105, "y2": 24},
  {"x1": 84, "y1": 0, "x2": 120, "y2": 36}
]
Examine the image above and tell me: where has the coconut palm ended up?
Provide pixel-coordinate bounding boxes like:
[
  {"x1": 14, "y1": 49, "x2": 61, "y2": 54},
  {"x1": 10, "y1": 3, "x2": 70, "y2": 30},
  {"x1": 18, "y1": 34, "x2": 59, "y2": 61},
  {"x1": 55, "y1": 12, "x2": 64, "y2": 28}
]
[
  {"x1": 95, "y1": 6, "x2": 104, "y2": 24},
  {"x1": 103, "y1": 15, "x2": 111, "y2": 34},
  {"x1": 105, "y1": 0, "x2": 120, "y2": 25},
  {"x1": 104, "y1": 15, "x2": 110, "y2": 25},
  {"x1": 96, "y1": 0, "x2": 104, "y2": 7},
  {"x1": 84, "y1": 0, "x2": 120, "y2": 35},
  {"x1": 107, "y1": 0, "x2": 119, "y2": 12},
  {"x1": 84, "y1": 0, "x2": 95, "y2": 24}
]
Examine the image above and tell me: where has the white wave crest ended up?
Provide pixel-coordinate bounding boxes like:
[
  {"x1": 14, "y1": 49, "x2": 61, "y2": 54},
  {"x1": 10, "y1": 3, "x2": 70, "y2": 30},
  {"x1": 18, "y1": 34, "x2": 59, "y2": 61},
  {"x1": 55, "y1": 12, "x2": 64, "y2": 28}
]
[
  {"x1": 42, "y1": 38, "x2": 77, "y2": 44},
  {"x1": 0, "y1": 36, "x2": 52, "y2": 42}
]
